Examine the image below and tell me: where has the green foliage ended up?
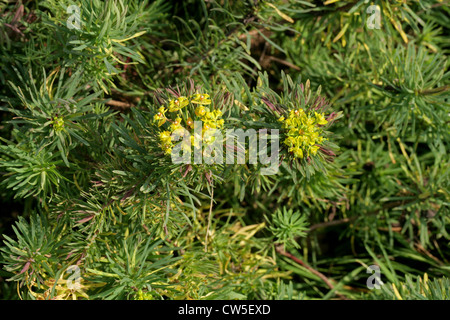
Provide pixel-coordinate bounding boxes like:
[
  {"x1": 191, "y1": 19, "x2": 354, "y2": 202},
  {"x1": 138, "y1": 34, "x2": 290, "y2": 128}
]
[
  {"x1": 1, "y1": 213, "x2": 65, "y2": 287},
  {"x1": 86, "y1": 235, "x2": 178, "y2": 300},
  {"x1": 0, "y1": 142, "x2": 67, "y2": 200},
  {"x1": 267, "y1": 207, "x2": 308, "y2": 249},
  {"x1": 2, "y1": 67, "x2": 103, "y2": 166},
  {"x1": 0, "y1": 0, "x2": 449, "y2": 301},
  {"x1": 371, "y1": 274, "x2": 450, "y2": 300}
]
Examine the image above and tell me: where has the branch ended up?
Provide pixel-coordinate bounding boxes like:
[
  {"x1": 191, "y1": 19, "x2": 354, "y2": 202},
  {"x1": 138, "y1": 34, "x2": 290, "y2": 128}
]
[
  {"x1": 267, "y1": 55, "x2": 301, "y2": 71},
  {"x1": 205, "y1": 175, "x2": 214, "y2": 252},
  {"x1": 105, "y1": 99, "x2": 135, "y2": 109},
  {"x1": 275, "y1": 244, "x2": 349, "y2": 300}
]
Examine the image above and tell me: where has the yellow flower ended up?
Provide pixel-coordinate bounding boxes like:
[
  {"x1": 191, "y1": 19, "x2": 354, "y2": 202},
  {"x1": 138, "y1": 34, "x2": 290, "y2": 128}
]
[
  {"x1": 284, "y1": 136, "x2": 295, "y2": 147},
  {"x1": 153, "y1": 107, "x2": 167, "y2": 127},
  {"x1": 199, "y1": 108, "x2": 224, "y2": 130},
  {"x1": 186, "y1": 117, "x2": 194, "y2": 128},
  {"x1": 315, "y1": 112, "x2": 328, "y2": 125},
  {"x1": 308, "y1": 131, "x2": 319, "y2": 145},
  {"x1": 168, "y1": 96, "x2": 189, "y2": 112},
  {"x1": 155, "y1": 90, "x2": 225, "y2": 156},
  {"x1": 163, "y1": 145, "x2": 172, "y2": 155},
  {"x1": 280, "y1": 108, "x2": 327, "y2": 159},
  {"x1": 205, "y1": 111, "x2": 214, "y2": 120},
  {"x1": 191, "y1": 93, "x2": 211, "y2": 105},
  {"x1": 170, "y1": 117, "x2": 183, "y2": 131},
  {"x1": 159, "y1": 131, "x2": 172, "y2": 144},
  {"x1": 203, "y1": 128, "x2": 216, "y2": 145},
  {"x1": 52, "y1": 116, "x2": 65, "y2": 132},
  {"x1": 136, "y1": 290, "x2": 153, "y2": 300},
  {"x1": 291, "y1": 147, "x2": 303, "y2": 158},
  {"x1": 195, "y1": 106, "x2": 208, "y2": 117},
  {"x1": 310, "y1": 145, "x2": 320, "y2": 156},
  {"x1": 159, "y1": 130, "x2": 174, "y2": 155}
]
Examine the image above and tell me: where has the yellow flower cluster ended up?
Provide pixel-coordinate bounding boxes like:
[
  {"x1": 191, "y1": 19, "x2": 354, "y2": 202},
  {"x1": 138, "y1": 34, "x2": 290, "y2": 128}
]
[
  {"x1": 154, "y1": 92, "x2": 224, "y2": 155},
  {"x1": 52, "y1": 116, "x2": 65, "y2": 132},
  {"x1": 278, "y1": 109, "x2": 328, "y2": 159},
  {"x1": 136, "y1": 290, "x2": 153, "y2": 300}
]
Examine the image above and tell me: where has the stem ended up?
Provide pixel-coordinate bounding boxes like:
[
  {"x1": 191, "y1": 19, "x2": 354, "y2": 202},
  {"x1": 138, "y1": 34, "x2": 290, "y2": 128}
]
[
  {"x1": 275, "y1": 245, "x2": 349, "y2": 300},
  {"x1": 164, "y1": 181, "x2": 171, "y2": 232},
  {"x1": 204, "y1": 180, "x2": 214, "y2": 252},
  {"x1": 105, "y1": 99, "x2": 134, "y2": 109},
  {"x1": 267, "y1": 55, "x2": 300, "y2": 71}
]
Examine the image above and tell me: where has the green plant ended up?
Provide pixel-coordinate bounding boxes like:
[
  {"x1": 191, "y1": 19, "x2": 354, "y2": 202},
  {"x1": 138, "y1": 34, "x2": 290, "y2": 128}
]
[{"x1": 0, "y1": 0, "x2": 448, "y2": 301}]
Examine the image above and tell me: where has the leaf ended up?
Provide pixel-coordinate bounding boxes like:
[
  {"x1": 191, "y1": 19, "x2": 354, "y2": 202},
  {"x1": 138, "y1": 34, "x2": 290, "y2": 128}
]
[{"x1": 266, "y1": 3, "x2": 294, "y2": 23}]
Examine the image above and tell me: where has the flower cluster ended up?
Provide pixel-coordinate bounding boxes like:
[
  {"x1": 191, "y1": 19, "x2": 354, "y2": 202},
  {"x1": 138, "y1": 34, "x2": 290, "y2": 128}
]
[
  {"x1": 278, "y1": 109, "x2": 328, "y2": 159},
  {"x1": 51, "y1": 116, "x2": 65, "y2": 132},
  {"x1": 153, "y1": 92, "x2": 224, "y2": 155}
]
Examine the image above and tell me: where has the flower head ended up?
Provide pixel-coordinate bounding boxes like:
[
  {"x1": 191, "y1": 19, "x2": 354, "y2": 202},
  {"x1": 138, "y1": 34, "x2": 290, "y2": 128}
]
[
  {"x1": 52, "y1": 116, "x2": 65, "y2": 132},
  {"x1": 168, "y1": 96, "x2": 189, "y2": 112},
  {"x1": 154, "y1": 89, "x2": 225, "y2": 156},
  {"x1": 153, "y1": 107, "x2": 168, "y2": 127},
  {"x1": 279, "y1": 109, "x2": 328, "y2": 159},
  {"x1": 191, "y1": 93, "x2": 211, "y2": 105},
  {"x1": 186, "y1": 117, "x2": 194, "y2": 128},
  {"x1": 159, "y1": 131, "x2": 172, "y2": 144},
  {"x1": 170, "y1": 117, "x2": 183, "y2": 132},
  {"x1": 201, "y1": 109, "x2": 224, "y2": 130},
  {"x1": 195, "y1": 106, "x2": 208, "y2": 117},
  {"x1": 314, "y1": 112, "x2": 328, "y2": 125}
]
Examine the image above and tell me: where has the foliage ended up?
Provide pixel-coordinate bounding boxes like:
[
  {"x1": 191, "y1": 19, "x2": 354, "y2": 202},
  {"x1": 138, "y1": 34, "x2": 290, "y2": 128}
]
[
  {"x1": 0, "y1": 0, "x2": 448, "y2": 300},
  {"x1": 370, "y1": 274, "x2": 450, "y2": 300}
]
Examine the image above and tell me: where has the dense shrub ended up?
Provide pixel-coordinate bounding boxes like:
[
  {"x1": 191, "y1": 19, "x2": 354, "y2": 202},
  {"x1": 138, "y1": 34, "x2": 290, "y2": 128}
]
[{"x1": 0, "y1": 0, "x2": 448, "y2": 300}]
